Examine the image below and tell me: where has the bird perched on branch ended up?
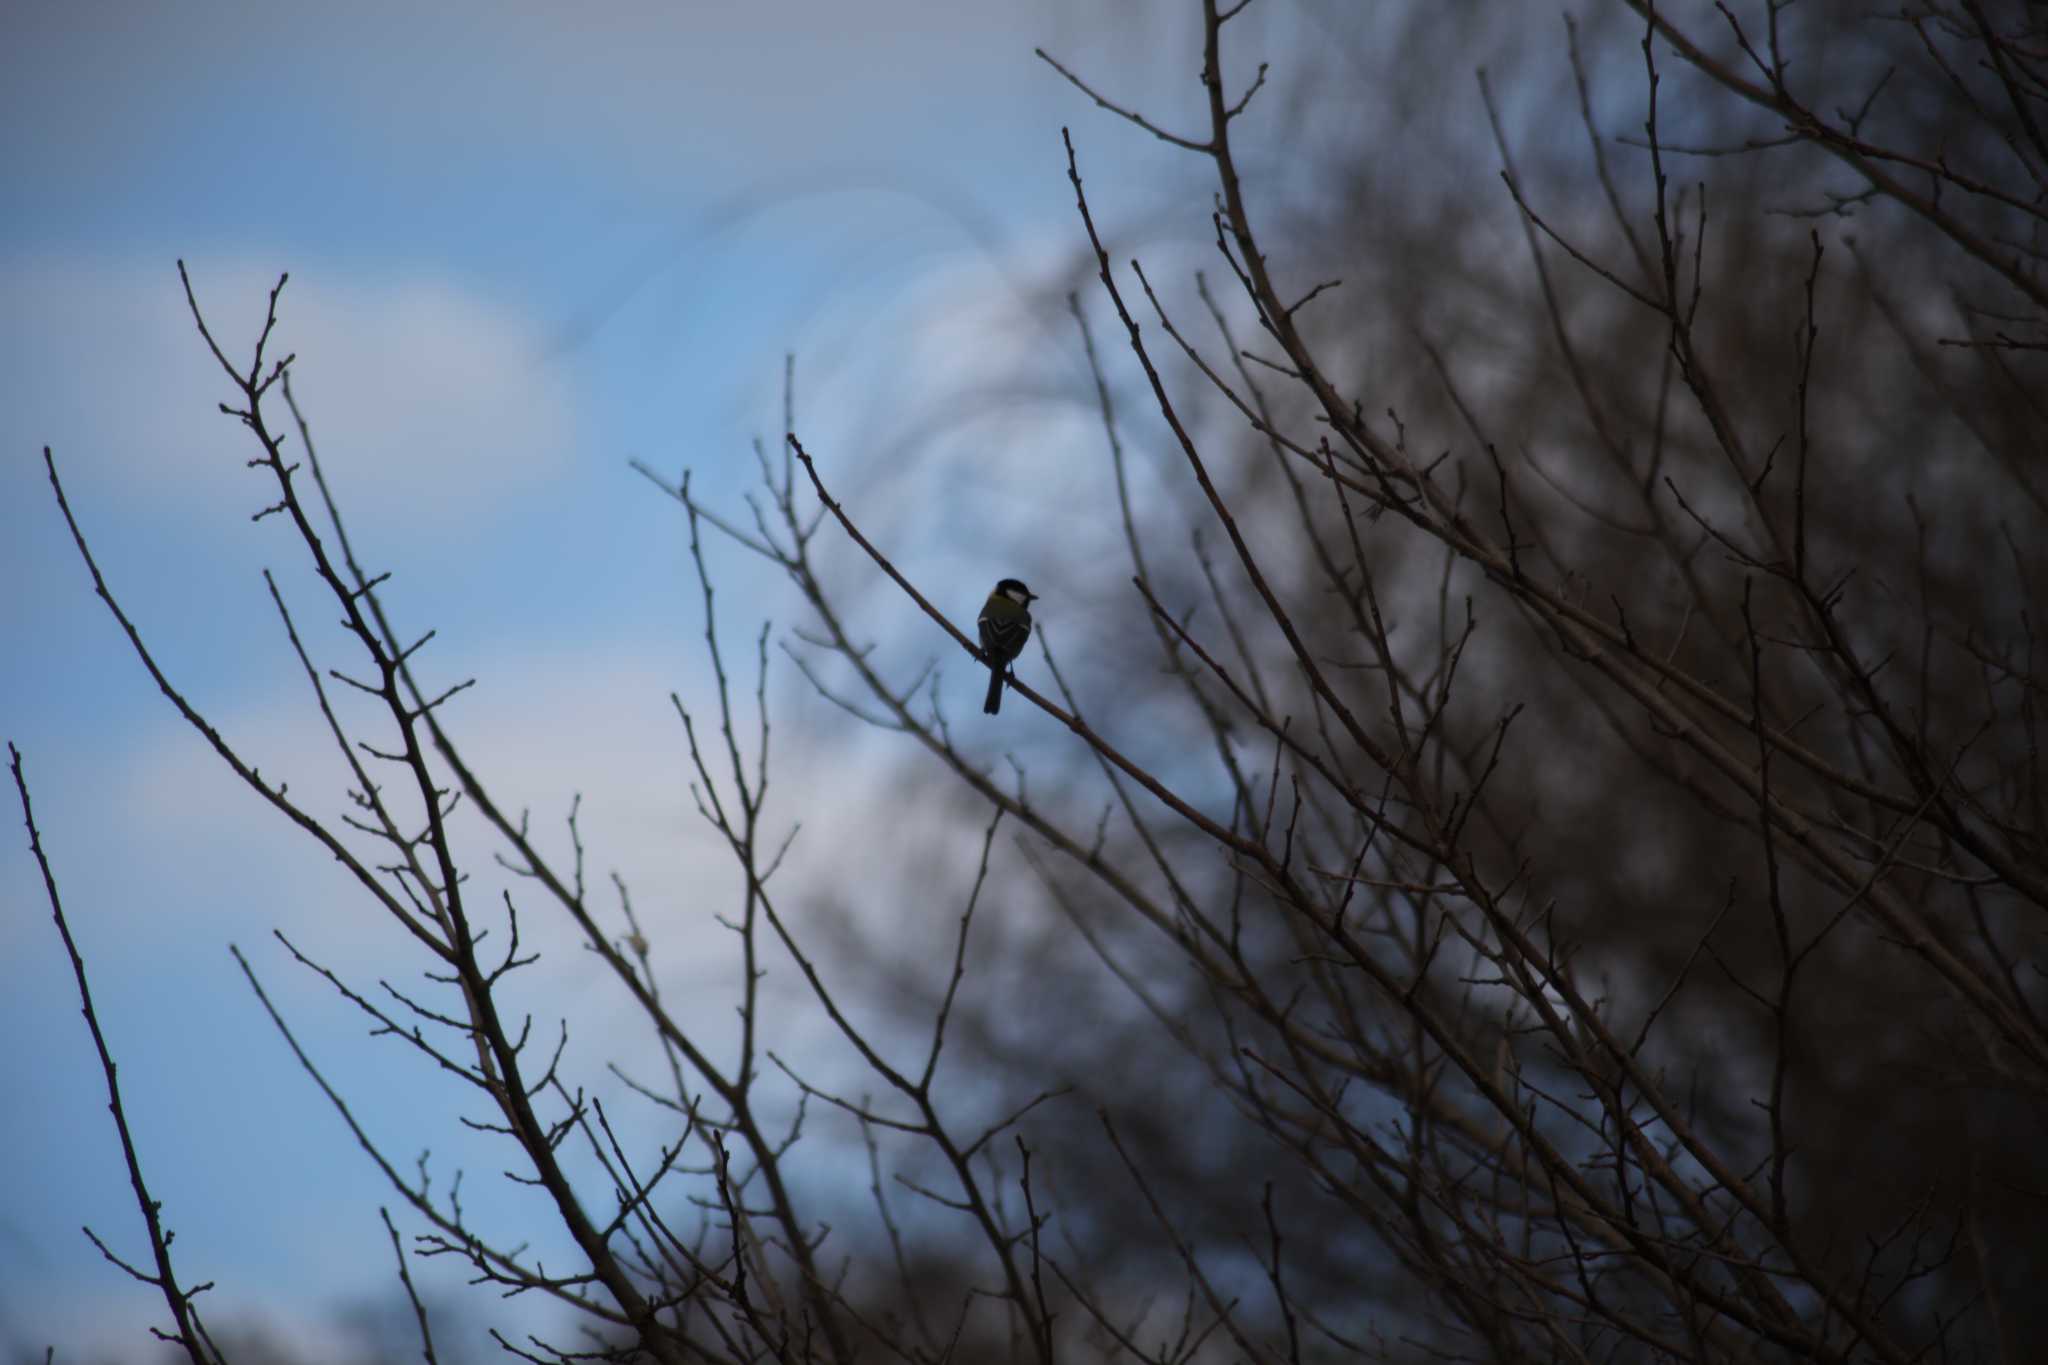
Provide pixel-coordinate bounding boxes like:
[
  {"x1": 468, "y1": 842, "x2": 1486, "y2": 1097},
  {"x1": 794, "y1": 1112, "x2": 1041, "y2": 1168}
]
[{"x1": 977, "y1": 578, "x2": 1037, "y2": 714}]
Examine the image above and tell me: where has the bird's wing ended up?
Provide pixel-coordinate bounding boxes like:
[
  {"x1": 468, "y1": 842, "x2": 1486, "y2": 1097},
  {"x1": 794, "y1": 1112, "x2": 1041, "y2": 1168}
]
[{"x1": 979, "y1": 611, "x2": 1031, "y2": 657}]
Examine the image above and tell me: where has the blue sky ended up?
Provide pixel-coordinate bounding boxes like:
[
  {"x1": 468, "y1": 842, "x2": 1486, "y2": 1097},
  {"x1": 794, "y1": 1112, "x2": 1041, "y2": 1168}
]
[{"x1": 0, "y1": 0, "x2": 1269, "y2": 1356}]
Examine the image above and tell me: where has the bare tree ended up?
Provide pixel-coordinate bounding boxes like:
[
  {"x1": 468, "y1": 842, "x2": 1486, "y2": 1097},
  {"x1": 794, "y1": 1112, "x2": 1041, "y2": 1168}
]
[{"x1": 17, "y1": 2, "x2": 2045, "y2": 1362}]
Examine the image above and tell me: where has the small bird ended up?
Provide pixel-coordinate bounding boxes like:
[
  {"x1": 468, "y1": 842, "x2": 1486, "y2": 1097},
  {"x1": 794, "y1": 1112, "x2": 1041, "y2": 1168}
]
[{"x1": 977, "y1": 578, "x2": 1037, "y2": 714}]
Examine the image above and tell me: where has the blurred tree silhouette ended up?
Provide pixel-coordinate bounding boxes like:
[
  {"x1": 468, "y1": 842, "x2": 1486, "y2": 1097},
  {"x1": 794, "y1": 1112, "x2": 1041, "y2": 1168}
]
[{"x1": 18, "y1": 2, "x2": 2045, "y2": 1362}]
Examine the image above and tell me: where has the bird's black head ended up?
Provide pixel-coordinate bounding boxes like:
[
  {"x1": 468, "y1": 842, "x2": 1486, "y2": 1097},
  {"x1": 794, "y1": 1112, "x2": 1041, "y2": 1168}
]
[{"x1": 996, "y1": 578, "x2": 1036, "y2": 604}]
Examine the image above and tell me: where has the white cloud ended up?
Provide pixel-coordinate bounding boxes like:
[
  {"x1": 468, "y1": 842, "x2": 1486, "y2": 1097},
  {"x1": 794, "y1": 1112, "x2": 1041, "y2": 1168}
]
[
  {"x1": 105, "y1": 629, "x2": 729, "y2": 966},
  {"x1": 1, "y1": 253, "x2": 578, "y2": 536}
]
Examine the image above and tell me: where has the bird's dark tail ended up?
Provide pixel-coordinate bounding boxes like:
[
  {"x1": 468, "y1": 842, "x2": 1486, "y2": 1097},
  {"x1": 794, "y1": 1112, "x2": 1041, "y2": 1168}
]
[{"x1": 983, "y1": 665, "x2": 1005, "y2": 715}]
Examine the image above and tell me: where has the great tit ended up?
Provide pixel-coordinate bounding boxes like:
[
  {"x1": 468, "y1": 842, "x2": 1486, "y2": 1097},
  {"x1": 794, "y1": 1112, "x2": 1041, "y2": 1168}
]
[{"x1": 977, "y1": 578, "x2": 1037, "y2": 714}]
